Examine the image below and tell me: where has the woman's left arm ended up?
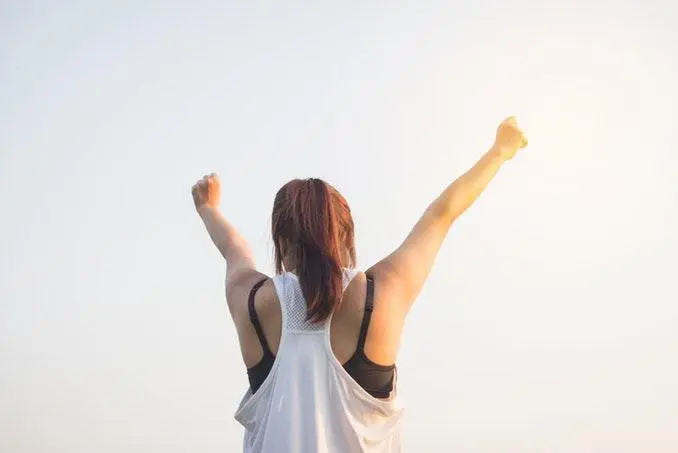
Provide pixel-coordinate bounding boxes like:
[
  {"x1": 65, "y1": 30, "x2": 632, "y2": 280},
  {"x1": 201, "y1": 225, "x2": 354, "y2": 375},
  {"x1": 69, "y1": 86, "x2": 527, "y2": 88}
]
[{"x1": 192, "y1": 173, "x2": 258, "y2": 288}]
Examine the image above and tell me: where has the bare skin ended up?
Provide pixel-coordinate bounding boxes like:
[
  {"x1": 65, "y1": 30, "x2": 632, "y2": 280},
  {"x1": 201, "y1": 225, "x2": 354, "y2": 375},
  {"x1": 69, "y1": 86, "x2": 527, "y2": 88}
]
[{"x1": 192, "y1": 117, "x2": 528, "y2": 374}]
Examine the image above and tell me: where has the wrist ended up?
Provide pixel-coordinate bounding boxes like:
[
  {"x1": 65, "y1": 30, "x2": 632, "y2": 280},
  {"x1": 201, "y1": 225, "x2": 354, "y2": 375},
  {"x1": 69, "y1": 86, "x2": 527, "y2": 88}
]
[
  {"x1": 197, "y1": 204, "x2": 219, "y2": 217},
  {"x1": 489, "y1": 144, "x2": 509, "y2": 162}
]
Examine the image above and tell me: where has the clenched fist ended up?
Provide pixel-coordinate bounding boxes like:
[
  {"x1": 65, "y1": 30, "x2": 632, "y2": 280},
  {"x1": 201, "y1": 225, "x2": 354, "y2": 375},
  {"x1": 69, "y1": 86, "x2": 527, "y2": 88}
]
[
  {"x1": 494, "y1": 117, "x2": 528, "y2": 160},
  {"x1": 192, "y1": 173, "x2": 221, "y2": 211}
]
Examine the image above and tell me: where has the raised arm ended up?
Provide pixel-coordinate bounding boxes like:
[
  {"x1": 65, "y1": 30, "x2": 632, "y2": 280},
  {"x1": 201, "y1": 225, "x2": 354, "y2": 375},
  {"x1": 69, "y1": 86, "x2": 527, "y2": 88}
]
[
  {"x1": 192, "y1": 174, "x2": 257, "y2": 284},
  {"x1": 368, "y1": 117, "x2": 528, "y2": 311}
]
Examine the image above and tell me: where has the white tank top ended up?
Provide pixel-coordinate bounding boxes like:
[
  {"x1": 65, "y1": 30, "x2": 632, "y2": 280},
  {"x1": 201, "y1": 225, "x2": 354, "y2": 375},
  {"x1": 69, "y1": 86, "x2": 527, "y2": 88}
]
[{"x1": 234, "y1": 269, "x2": 404, "y2": 453}]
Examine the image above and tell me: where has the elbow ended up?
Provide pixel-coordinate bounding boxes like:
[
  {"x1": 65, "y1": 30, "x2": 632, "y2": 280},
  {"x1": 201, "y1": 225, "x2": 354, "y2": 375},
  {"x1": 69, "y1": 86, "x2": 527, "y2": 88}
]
[{"x1": 428, "y1": 196, "x2": 460, "y2": 224}]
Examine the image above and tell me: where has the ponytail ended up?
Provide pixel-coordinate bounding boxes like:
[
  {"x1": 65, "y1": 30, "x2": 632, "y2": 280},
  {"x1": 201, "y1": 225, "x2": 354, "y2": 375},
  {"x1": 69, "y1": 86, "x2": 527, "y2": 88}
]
[{"x1": 272, "y1": 178, "x2": 356, "y2": 322}]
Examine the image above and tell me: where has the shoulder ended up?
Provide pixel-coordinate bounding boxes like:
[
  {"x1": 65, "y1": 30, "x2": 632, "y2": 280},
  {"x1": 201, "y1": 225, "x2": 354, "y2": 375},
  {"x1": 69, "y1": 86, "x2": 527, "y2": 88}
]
[
  {"x1": 343, "y1": 270, "x2": 367, "y2": 305},
  {"x1": 333, "y1": 270, "x2": 369, "y2": 324},
  {"x1": 225, "y1": 268, "x2": 274, "y2": 322}
]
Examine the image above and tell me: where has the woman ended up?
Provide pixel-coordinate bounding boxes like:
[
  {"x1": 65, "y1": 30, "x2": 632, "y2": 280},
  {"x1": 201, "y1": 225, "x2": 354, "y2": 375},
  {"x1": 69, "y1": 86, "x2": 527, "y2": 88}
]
[{"x1": 192, "y1": 117, "x2": 528, "y2": 453}]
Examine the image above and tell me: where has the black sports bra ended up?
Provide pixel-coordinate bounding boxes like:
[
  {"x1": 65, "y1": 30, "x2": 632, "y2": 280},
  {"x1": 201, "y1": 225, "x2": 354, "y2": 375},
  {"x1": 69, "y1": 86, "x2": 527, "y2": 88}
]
[{"x1": 246, "y1": 275, "x2": 395, "y2": 399}]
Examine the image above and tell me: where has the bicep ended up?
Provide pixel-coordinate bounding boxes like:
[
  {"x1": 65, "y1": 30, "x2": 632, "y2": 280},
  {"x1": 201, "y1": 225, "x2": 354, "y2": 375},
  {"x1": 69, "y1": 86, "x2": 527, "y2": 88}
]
[
  {"x1": 223, "y1": 234, "x2": 257, "y2": 282},
  {"x1": 368, "y1": 204, "x2": 452, "y2": 311}
]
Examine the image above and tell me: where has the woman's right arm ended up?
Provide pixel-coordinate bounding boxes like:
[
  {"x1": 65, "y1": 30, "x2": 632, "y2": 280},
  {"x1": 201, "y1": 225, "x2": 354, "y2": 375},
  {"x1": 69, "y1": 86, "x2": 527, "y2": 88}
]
[{"x1": 368, "y1": 117, "x2": 528, "y2": 312}]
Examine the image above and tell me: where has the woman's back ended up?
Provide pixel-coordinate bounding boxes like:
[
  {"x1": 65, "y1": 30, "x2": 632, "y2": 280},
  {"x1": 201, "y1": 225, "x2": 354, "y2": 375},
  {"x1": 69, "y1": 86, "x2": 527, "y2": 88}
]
[
  {"x1": 235, "y1": 269, "x2": 404, "y2": 453},
  {"x1": 241, "y1": 269, "x2": 404, "y2": 386}
]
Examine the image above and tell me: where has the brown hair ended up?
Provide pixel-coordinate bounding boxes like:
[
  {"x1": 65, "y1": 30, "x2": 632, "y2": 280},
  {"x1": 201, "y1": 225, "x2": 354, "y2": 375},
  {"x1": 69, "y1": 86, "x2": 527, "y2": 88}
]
[{"x1": 272, "y1": 178, "x2": 356, "y2": 322}]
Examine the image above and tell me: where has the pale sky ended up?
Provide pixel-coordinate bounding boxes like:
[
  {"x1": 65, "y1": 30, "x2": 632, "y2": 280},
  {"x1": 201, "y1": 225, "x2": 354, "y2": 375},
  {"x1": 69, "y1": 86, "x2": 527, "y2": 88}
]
[{"x1": 1, "y1": 1, "x2": 677, "y2": 452}]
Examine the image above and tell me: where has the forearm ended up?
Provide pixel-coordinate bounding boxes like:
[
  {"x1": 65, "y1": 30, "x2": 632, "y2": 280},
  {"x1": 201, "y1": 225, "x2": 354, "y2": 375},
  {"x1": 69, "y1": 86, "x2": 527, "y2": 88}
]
[
  {"x1": 432, "y1": 145, "x2": 506, "y2": 222},
  {"x1": 198, "y1": 206, "x2": 255, "y2": 267}
]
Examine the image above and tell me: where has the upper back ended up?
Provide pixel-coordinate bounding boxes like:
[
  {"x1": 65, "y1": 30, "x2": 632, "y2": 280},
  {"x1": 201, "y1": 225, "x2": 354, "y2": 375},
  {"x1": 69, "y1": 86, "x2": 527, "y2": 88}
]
[
  {"x1": 236, "y1": 269, "x2": 405, "y2": 371},
  {"x1": 233, "y1": 269, "x2": 405, "y2": 453}
]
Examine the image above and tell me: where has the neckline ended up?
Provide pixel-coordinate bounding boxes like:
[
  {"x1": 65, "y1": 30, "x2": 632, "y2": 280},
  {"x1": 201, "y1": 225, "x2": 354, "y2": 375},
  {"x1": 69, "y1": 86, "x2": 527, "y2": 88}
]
[{"x1": 284, "y1": 268, "x2": 355, "y2": 278}]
